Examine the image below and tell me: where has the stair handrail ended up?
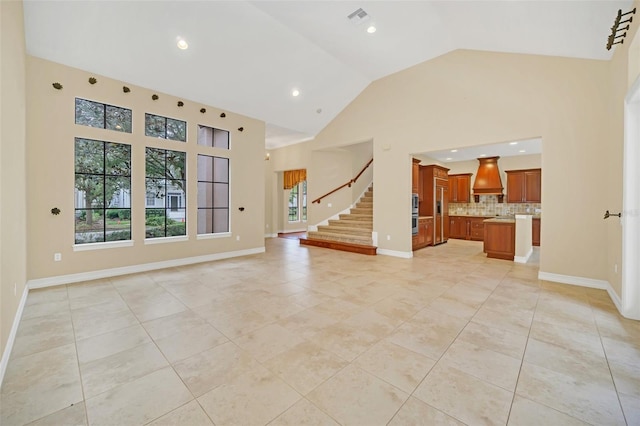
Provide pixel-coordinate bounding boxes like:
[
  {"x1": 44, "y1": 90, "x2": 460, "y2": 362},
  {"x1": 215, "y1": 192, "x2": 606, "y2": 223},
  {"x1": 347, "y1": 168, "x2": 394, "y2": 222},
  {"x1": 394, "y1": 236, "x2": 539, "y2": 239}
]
[{"x1": 312, "y1": 158, "x2": 373, "y2": 204}]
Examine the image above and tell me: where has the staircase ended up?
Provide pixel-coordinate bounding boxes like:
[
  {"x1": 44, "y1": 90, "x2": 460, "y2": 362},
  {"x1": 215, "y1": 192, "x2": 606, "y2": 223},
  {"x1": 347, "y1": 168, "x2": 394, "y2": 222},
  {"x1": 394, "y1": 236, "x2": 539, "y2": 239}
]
[{"x1": 299, "y1": 186, "x2": 376, "y2": 255}]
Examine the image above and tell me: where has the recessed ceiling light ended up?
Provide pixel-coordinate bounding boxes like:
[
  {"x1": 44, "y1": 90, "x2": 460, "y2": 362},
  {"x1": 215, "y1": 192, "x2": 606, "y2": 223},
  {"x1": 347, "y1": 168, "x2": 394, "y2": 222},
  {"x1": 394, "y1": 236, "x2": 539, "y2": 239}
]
[
  {"x1": 446, "y1": 157, "x2": 453, "y2": 161},
  {"x1": 176, "y1": 38, "x2": 188, "y2": 50},
  {"x1": 367, "y1": 25, "x2": 376, "y2": 34},
  {"x1": 292, "y1": 89, "x2": 300, "y2": 97},
  {"x1": 480, "y1": 154, "x2": 487, "y2": 157},
  {"x1": 450, "y1": 149, "x2": 458, "y2": 153},
  {"x1": 519, "y1": 149, "x2": 526, "y2": 153},
  {"x1": 509, "y1": 142, "x2": 518, "y2": 145}
]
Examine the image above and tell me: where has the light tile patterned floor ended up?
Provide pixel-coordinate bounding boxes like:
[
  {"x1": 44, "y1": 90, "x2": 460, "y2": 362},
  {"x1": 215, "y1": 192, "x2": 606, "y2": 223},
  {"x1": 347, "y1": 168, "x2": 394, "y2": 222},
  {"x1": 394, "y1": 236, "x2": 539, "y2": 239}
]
[{"x1": 2, "y1": 238, "x2": 639, "y2": 425}]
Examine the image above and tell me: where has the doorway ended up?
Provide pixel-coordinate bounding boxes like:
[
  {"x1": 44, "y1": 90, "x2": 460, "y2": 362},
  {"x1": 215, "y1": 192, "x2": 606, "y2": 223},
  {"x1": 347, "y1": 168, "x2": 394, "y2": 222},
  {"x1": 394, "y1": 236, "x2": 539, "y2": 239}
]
[{"x1": 622, "y1": 75, "x2": 640, "y2": 320}]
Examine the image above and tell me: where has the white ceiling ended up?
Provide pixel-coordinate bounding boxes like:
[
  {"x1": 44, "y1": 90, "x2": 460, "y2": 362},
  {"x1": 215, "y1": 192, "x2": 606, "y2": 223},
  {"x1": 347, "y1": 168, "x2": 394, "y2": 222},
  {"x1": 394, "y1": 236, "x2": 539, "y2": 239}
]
[
  {"x1": 22, "y1": 1, "x2": 633, "y2": 149},
  {"x1": 423, "y1": 137, "x2": 542, "y2": 163}
]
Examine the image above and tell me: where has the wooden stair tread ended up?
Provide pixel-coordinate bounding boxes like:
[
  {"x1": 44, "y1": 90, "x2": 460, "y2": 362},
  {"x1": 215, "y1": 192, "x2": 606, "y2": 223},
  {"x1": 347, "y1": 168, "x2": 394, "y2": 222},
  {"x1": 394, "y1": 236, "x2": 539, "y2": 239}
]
[
  {"x1": 299, "y1": 238, "x2": 377, "y2": 255},
  {"x1": 307, "y1": 231, "x2": 372, "y2": 243}
]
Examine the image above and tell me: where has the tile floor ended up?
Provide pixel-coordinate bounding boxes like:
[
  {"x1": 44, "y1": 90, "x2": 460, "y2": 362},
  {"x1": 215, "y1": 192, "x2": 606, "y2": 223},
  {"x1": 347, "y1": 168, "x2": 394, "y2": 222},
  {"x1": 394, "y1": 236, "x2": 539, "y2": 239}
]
[{"x1": 1, "y1": 238, "x2": 639, "y2": 425}]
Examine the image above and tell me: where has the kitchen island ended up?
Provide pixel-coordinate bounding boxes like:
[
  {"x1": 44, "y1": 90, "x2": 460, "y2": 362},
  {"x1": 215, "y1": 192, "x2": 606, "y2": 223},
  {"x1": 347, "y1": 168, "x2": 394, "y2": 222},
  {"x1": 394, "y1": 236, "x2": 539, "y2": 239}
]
[{"x1": 483, "y1": 215, "x2": 533, "y2": 262}]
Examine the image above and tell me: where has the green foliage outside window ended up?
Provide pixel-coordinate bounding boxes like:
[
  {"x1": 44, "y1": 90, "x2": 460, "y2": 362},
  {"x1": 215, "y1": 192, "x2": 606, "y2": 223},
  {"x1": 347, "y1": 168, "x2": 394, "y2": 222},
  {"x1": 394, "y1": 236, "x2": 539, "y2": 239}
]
[
  {"x1": 75, "y1": 98, "x2": 132, "y2": 133},
  {"x1": 145, "y1": 148, "x2": 187, "y2": 238},
  {"x1": 145, "y1": 113, "x2": 186, "y2": 142},
  {"x1": 74, "y1": 138, "x2": 131, "y2": 244}
]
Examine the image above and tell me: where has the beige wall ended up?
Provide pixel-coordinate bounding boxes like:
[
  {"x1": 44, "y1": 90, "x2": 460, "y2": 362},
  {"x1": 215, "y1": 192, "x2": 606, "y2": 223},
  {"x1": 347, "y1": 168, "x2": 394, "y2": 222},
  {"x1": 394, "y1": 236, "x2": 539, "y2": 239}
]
[
  {"x1": 275, "y1": 49, "x2": 613, "y2": 279},
  {"x1": 605, "y1": 0, "x2": 640, "y2": 297},
  {"x1": 1, "y1": 1, "x2": 28, "y2": 360},
  {"x1": 26, "y1": 57, "x2": 266, "y2": 280},
  {"x1": 267, "y1": 140, "x2": 373, "y2": 232}
]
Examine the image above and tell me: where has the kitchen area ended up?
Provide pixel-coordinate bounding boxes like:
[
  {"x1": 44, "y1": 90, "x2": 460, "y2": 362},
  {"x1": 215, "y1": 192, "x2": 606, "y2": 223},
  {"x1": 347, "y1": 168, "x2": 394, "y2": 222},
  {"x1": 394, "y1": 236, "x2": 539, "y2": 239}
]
[{"x1": 412, "y1": 139, "x2": 542, "y2": 262}]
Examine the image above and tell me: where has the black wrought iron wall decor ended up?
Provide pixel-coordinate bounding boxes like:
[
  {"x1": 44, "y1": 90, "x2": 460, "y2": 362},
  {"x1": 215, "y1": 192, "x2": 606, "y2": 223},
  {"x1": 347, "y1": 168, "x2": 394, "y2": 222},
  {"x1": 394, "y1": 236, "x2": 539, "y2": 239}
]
[
  {"x1": 88, "y1": 77, "x2": 97, "y2": 85},
  {"x1": 607, "y1": 7, "x2": 636, "y2": 50},
  {"x1": 123, "y1": 86, "x2": 131, "y2": 93},
  {"x1": 52, "y1": 82, "x2": 63, "y2": 90}
]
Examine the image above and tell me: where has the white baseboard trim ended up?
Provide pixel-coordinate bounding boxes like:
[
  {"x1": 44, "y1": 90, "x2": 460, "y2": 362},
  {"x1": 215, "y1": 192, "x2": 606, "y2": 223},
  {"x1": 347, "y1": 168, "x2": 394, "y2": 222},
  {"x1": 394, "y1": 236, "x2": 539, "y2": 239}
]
[
  {"x1": 0, "y1": 285, "x2": 29, "y2": 386},
  {"x1": 27, "y1": 247, "x2": 266, "y2": 290},
  {"x1": 377, "y1": 249, "x2": 413, "y2": 259},
  {"x1": 514, "y1": 248, "x2": 533, "y2": 264},
  {"x1": 606, "y1": 282, "x2": 623, "y2": 313},
  {"x1": 280, "y1": 228, "x2": 307, "y2": 233},
  {"x1": 537, "y1": 271, "x2": 608, "y2": 290}
]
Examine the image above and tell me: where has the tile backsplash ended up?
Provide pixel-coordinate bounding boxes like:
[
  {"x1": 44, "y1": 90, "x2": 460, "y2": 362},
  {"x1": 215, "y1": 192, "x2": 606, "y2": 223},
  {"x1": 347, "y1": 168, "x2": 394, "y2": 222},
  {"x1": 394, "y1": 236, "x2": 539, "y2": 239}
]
[{"x1": 449, "y1": 195, "x2": 541, "y2": 216}]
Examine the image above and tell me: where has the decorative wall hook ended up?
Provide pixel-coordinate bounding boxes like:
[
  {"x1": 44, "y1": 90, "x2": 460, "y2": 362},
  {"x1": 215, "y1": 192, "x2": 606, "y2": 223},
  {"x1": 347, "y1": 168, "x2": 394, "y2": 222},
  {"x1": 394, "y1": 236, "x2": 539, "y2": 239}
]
[
  {"x1": 220, "y1": 112, "x2": 226, "y2": 118},
  {"x1": 123, "y1": 86, "x2": 131, "y2": 93},
  {"x1": 51, "y1": 207, "x2": 61, "y2": 215},
  {"x1": 237, "y1": 127, "x2": 244, "y2": 132},
  {"x1": 177, "y1": 101, "x2": 184, "y2": 107},
  {"x1": 52, "y1": 82, "x2": 63, "y2": 90},
  {"x1": 603, "y1": 210, "x2": 622, "y2": 219},
  {"x1": 200, "y1": 108, "x2": 206, "y2": 113},
  {"x1": 152, "y1": 94, "x2": 159, "y2": 100},
  {"x1": 88, "y1": 77, "x2": 97, "y2": 85},
  {"x1": 238, "y1": 207, "x2": 245, "y2": 212}
]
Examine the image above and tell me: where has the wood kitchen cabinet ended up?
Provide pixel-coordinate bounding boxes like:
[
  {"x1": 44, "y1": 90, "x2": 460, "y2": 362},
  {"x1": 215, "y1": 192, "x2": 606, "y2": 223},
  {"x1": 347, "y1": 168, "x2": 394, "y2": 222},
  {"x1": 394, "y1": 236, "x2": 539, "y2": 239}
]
[
  {"x1": 532, "y1": 218, "x2": 541, "y2": 246},
  {"x1": 506, "y1": 169, "x2": 541, "y2": 203},
  {"x1": 448, "y1": 174, "x2": 472, "y2": 203},
  {"x1": 484, "y1": 220, "x2": 515, "y2": 260},
  {"x1": 449, "y1": 216, "x2": 486, "y2": 241},
  {"x1": 449, "y1": 216, "x2": 467, "y2": 239},
  {"x1": 412, "y1": 158, "x2": 420, "y2": 194},
  {"x1": 469, "y1": 218, "x2": 485, "y2": 241},
  {"x1": 413, "y1": 217, "x2": 434, "y2": 250}
]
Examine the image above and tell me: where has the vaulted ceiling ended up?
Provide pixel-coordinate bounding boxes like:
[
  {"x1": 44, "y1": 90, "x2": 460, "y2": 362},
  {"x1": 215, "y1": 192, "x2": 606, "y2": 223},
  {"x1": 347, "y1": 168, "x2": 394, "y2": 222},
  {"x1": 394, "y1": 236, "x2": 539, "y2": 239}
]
[{"x1": 23, "y1": 1, "x2": 633, "y2": 149}]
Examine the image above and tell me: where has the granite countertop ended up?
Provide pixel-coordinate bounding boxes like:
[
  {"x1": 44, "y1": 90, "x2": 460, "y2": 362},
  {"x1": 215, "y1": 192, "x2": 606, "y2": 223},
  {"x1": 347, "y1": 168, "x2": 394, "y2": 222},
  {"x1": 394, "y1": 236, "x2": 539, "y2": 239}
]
[
  {"x1": 451, "y1": 213, "x2": 541, "y2": 219},
  {"x1": 449, "y1": 214, "x2": 495, "y2": 218},
  {"x1": 483, "y1": 217, "x2": 516, "y2": 223}
]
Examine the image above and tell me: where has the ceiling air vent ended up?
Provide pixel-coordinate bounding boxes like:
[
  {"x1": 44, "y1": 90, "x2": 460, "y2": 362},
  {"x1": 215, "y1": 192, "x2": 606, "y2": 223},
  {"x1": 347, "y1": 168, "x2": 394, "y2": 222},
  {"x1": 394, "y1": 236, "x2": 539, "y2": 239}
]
[{"x1": 347, "y1": 8, "x2": 370, "y2": 24}]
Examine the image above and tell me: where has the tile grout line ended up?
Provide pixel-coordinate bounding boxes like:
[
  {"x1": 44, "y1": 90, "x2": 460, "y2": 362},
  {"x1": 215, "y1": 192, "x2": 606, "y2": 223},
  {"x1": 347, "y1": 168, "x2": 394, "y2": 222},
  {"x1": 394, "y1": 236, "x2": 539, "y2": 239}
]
[
  {"x1": 66, "y1": 284, "x2": 91, "y2": 426},
  {"x1": 588, "y1": 296, "x2": 630, "y2": 426},
  {"x1": 503, "y1": 268, "x2": 541, "y2": 426}
]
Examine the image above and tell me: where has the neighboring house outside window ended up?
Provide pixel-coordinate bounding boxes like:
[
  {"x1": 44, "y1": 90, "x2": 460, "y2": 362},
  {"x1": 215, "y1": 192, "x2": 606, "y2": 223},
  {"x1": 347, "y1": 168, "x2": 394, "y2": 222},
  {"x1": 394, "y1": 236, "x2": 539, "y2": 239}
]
[
  {"x1": 74, "y1": 138, "x2": 131, "y2": 244},
  {"x1": 145, "y1": 148, "x2": 187, "y2": 238}
]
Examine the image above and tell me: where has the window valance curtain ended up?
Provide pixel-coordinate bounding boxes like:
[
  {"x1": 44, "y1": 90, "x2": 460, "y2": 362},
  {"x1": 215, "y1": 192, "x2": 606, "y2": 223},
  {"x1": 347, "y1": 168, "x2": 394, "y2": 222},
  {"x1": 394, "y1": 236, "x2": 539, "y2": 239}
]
[{"x1": 283, "y1": 169, "x2": 307, "y2": 190}]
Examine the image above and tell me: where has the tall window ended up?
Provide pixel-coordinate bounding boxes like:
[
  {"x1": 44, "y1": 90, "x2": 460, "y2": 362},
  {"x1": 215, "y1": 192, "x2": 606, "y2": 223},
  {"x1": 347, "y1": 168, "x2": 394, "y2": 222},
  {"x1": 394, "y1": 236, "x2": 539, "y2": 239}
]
[
  {"x1": 288, "y1": 181, "x2": 307, "y2": 222},
  {"x1": 198, "y1": 125, "x2": 229, "y2": 149},
  {"x1": 74, "y1": 138, "x2": 131, "y2": 244},
  {"x1": 197, "y1": 154, "x2": 229, "y2": 234},
  {"x1": 75, "y1": 98, "x2": 132, "y2": 133},
  {"x1": 145, "y1": 113, "x2": 186, "y2": 142},
  {"x1": 145, "y1": 148, "x2": 186, "y2": 238}
]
